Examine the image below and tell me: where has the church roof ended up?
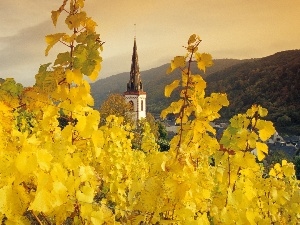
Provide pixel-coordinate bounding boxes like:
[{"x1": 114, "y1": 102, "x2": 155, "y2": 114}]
[{"x1": 125, "y1": 38, "x2": 145, "y2": 94}]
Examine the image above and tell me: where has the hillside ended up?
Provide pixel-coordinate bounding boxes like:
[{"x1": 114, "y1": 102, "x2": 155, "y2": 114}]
[
  {"x1": 91, "y1": 59, "x2": 244, "y2": 112},
  {"x1": 91, "y1": 50, "x2": 300, "y2": 134},
  {"x1": 205, "y1": 50, "x2": 300, "y2": 134}
]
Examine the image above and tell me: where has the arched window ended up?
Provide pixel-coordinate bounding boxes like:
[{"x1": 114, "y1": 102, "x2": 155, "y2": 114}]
[
  {"x1": 141, "y1": 100, "x2": 144, "y2": 111},
  {"x1": 129, "y1": 101, "x2": 134, "y2": 111}
]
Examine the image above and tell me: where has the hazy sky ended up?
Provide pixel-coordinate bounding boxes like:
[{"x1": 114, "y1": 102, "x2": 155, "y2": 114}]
[{"x1": 0, "y1": 0, "x2": 299, "y2": 86}]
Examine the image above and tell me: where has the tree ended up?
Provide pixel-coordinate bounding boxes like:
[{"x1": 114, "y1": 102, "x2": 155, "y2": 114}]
[
  {"x1": 277, "y1": 114, "x2": 292, "y2": 127},
  {"x1": 157, "y1": 121, "x2": 168, "y2": 140},
  {"x1": 131, "y1": 113, "x2": 159, "y2": 150},
  {"x1": 145, "y1": 112, "x2": 159, "y2": 139},
  {"x1": 99, "y1": 93, "x2": 132, "y2": 125},
  {"x1": 293, "y1": 155, "x2": 300, "y2": 179}
]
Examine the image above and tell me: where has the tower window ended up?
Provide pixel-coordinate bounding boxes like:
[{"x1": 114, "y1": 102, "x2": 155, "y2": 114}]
[
  {"x1": 141, "y1": 100, "x2": 144, "y2": 111},
  {"x1": 129, "y1": 101, "x2": 134, "y2": 111}
]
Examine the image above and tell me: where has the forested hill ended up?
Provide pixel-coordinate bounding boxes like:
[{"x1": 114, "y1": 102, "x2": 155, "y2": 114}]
[
  {"x1": 205, "y1": 50, "x2": 300, "y2": 134},
  {"x1": 91, "y1": 58, "x2": 245, "y2": 111},
  {"x1": 91, "y1": 50, "x2": 300, "y2": 134}
]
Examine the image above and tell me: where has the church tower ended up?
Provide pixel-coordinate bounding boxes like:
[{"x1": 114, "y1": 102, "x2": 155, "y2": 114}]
[{"x1": 124, "y1": 37, "x2": 146, "y2": 121}]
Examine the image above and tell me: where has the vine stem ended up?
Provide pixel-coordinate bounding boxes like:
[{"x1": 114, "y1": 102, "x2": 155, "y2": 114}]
[{"x1": 176, "y1": 40, "x2": 201, "y2": 155}]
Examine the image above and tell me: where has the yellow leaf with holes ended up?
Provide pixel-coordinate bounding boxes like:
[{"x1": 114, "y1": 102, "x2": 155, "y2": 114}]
[
  {"x1": 256, "y1": 142, "x2": 268, "y2": 161},
  {"x1": 165, "y1": 79, "x2": 180, "y2": 97}
]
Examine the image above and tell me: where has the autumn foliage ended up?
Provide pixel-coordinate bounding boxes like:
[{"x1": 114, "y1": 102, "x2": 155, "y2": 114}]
[{"x1": 0, "y1": 1, "x2": 299, "y2": 224}]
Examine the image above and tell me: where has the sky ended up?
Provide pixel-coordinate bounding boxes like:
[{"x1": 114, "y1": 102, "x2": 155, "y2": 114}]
[{"x1": 0, "y1": 0, "x2": 299, "y2": 86}]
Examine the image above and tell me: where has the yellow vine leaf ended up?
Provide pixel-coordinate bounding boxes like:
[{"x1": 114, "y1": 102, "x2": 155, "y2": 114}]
[
  {"x1": 256, "y1": 142, "x2": 268, "y2": 161},
  {"x1": 29, "y1": 189, "x2": 53, "y2": 212},
  {"x1": 51, "y1": 10, "x2": 61, "y2": 26},
  {"x1": 76, "y1": 184, "x2": 94, "y2": 203},
  {"x1": 91, "y1": 205, "x2": 114, "y2": 224},
  {"x1": 258, "y1": 106, "x2": 268, "y2": 117},
  {"x1": 66, "y1": 69, "x2": 83, "y2": 85},
  {"x1": 76, "y1": 0, "x2": 85, "y2": 8},
  {"x1": 65, "y1": 11, "x2": 87, "y2": 29},
  {"x1": 62, "y1": 34, "x2": 77, "y2": 44},
  {"x1": 0, "y1": 186, "x2": 9, "y2": 212},
  {"x1": 88, "y1": 60, "x2": 101, "y2": 81},
  {"x1": 195, "y1": 52, "x2": 213, "y2": 72},
  {"x1": 188, "y1": 34, "x2": 197, "y2": 45},
  {"x1": 165, "y1": 79, "x2": 180, "y2": 97},
  {"x1": 45, "y1": 33, "x2": 65, "y2": 56},
  {"x1": 256, "y1": 120, "x2": 275, "y2": 141},
  {"x1": 85, "y1": 17, "x2": 97, "y2": 32},
  {"x1": 246, "y1": 210, "x2": 256, "y2": 225},
  {"x1": 167, "y1": 56, "x2": 186, "y2": 74},
  {"x1": 15, "y1": 151, "x2": 38, "y2": 175},
  {"x1": 51, "y1": 181, "x2": 68, "y2": 207},
  {"x1": 37, "y1": 149, "x2": 53, "y2": 172}
]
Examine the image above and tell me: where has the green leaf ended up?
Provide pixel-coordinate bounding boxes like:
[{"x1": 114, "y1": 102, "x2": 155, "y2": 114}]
[
  {"x1": 35, "y1": 65, "x2": 58, "y2": 93},
  {"x1": 165, "y1": 79, "x2": 180, "y2": 97},
  {"x1": 54, "y1": 52, "x2": 71, "y2": 66},
  {"x1": 73, "y1": 45, "x2": 88, "y2": 69},
  {"x1": 0, "y1": 78, "x2": 23, "y2": 98},
  {"x1": 82, "y1": 60, "x2": 96, "y2": 76},
  {"x1": 38, "y1": 63, "x2": 51, "y2": 73}
]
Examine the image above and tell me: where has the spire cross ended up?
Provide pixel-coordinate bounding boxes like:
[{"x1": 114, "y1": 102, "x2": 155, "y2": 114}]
[{"x1": 134, "y1": 23, "x2": 136, "y2": 38}]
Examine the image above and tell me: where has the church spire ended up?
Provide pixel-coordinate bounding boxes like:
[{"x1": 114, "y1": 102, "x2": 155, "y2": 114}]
[
  {"x1": 124, "y1": 35, "x2": 147, "y2": 121},
  {"x1": 127, "y1": 37, "x2": 143, "y2": 92}
]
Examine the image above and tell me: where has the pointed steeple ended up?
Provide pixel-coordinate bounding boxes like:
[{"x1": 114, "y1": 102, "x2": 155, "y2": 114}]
[
  {"x1": 127, "y1": 37, "x2": 143, "y2": 92},
  {"x1": 124, "y1": 36, "x2": 147, "y2": 121}
]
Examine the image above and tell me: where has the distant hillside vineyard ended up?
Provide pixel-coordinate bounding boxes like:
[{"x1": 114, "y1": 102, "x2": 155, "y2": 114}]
[{"x1": 91, "y1": 50, "x2": 300, "y2": 134}]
